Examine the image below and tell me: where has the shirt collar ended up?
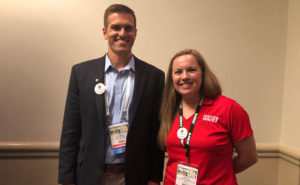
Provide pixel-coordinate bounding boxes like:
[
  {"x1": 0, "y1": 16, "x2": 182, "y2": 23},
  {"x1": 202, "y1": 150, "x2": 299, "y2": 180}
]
[
  {"x1": 105, "y1": 54, "x2": 135, "y2": 72},
  {"x1": 202, "y1": 96, "x2": 219, "y2": 106}
]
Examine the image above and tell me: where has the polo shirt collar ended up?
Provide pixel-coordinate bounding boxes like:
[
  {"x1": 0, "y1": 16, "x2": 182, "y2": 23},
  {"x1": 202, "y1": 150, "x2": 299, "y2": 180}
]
[{"x1": 202, "y1": 96, "x2": 219, "y2": 106}]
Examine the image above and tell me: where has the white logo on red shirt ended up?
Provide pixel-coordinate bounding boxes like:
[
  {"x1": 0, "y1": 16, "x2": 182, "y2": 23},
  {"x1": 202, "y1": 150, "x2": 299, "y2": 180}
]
[{"x1": 203, "y1": 115, "x2": 219, "y2": 123}]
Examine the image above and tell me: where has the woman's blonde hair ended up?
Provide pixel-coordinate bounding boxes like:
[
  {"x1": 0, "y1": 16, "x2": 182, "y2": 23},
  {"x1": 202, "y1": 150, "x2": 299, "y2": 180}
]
[{"x1": 158, "y1": 49, "x2": 222, "y2": 149}]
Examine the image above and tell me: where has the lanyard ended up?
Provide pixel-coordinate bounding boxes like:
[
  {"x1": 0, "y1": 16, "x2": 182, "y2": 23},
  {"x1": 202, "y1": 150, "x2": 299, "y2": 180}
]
[
  {"x1": 104, "y1": 71, "x2": 132, "y2": 125},
  {"x1": 179, "y1": 97, "x2": 203, "y2": 162}
]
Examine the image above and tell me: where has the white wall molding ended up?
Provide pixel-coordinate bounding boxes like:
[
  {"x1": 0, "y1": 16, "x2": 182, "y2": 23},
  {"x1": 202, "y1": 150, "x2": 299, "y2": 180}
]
[
  {"x1": 0, "y1": 142, "x2": 59, "y2": 158},
  {"x1": 0, "y1": 142, "x2": 300, "y2": 165},
  {"x1": 256, "y1": 143, "x2": 300, "y2": 166},
  {"x1": 0, "y1": 142, "x2": 58, "y2": 151}
]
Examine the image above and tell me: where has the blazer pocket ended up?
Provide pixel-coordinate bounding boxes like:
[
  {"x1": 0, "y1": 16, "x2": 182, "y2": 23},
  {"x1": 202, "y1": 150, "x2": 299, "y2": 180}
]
[{"x1": 77, "y1": 146, "x2": 85, "y2": 166}]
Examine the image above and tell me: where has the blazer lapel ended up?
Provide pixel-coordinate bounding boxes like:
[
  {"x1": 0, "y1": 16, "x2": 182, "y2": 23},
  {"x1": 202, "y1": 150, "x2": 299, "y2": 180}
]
[
  {"x1": 129, "y1": 58, "x2": 146, "y2": 126},
  {"x1": 93, "y1": 56, "x2": 106, "y2": 125}
]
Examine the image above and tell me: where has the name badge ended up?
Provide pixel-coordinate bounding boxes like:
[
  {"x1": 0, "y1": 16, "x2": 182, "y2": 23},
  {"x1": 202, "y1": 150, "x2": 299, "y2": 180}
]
[
  {"x1": 175, "y1": 164, "x2": 198, "y2": 185},
  {"x1": 108, "y1": 122, "x2": 128, "y2": 154}
]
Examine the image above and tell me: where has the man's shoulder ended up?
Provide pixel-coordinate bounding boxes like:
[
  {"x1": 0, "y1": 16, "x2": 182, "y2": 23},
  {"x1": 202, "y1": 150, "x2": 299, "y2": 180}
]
[
  {"x1": 73, "y1": 56, "x2": 105, "y2": 69},
  {"x1": 134, "y1": 56, "x2": 164, "y2": 74}
]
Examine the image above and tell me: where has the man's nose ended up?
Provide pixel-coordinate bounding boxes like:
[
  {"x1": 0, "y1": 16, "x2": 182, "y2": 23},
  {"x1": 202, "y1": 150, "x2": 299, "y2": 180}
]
[{"x1": 118, "y1": 28, "x2": 126, "y2": 36}]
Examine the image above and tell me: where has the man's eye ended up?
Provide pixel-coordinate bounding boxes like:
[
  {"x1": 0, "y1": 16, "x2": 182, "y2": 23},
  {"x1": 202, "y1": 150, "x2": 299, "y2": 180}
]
[
  {"x1": 111, "y1": 25, "x2": 121, "y2": 31},
  {"x1": 125, "y1": 25, "x2": 134, "y2": 32}
]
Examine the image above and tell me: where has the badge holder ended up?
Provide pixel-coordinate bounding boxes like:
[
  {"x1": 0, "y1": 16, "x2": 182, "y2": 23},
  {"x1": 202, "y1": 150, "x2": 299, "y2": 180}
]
[
  {"x1": 108, "y1": 122, "x2": 128, "y2": 155},
  {"x1": 175, "y1": 161, "x2": 200, "y2": 185}
]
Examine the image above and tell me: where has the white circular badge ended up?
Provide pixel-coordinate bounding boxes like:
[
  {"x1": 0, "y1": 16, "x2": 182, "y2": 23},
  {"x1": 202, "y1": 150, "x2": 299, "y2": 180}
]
[
  {"x1": 177, "y1": 127, "x2": 188, "y2": 140},
  {"x1": 94, "y1": 83, "x2": 106, "y2": 95}
]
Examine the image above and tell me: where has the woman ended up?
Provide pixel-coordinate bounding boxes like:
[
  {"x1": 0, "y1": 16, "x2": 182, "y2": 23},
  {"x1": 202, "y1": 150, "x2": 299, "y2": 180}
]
[{"x1": 158, "y1": 49, "x2": 257, "y2": 185}]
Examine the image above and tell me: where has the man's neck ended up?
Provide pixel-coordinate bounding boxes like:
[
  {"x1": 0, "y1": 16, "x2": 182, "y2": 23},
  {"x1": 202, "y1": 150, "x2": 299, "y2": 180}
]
[{"x1": 107, "y1": 51, "x2": 132, "y2": 71}]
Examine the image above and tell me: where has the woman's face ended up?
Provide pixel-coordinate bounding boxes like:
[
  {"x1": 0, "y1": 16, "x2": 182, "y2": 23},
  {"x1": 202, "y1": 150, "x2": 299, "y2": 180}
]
[{"x1": 172, "y1": 54, "x2": 203, "y2": 99}]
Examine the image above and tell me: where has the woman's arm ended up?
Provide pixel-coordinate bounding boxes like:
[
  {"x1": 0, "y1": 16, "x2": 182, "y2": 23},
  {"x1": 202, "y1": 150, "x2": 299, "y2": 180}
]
[{"x1": 233, "y1": 135, "x2": 257, "y2": 173}]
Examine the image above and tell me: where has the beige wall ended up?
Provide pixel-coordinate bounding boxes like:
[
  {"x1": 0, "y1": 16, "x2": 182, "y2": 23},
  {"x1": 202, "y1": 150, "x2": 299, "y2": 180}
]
[
  {"x1": 281, "y1": 0, "x2": 300, "y2": 149},
  {"x1": 0, "y1": 158, "x2": 58, "y2": 185},
  {"x1": 1, "y1": 0, "x2": 300, "y2": 184},
  {"x1": 237, "y1": 158, "x2": 279, "y2": 185},
  {"x1": 0, "y1": 0, "x2": 289, "y2": 144}
]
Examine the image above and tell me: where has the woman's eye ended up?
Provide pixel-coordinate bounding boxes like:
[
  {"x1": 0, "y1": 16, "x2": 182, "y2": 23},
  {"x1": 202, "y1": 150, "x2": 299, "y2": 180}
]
[{"x1": 188, "y1": 68, "x2": 196, "y2": 72}]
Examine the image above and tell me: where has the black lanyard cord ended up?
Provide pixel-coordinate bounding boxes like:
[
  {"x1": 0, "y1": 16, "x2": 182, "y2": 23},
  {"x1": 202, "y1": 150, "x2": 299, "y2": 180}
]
[{"x1": 179, "y1": 97, "x2": 203, "y2": 162}]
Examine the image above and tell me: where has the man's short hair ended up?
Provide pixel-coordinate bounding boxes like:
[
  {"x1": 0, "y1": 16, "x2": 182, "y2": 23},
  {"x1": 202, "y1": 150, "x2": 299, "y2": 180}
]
[{"x1": 104, "y1": 4, "x2": 136, "y2": 29}]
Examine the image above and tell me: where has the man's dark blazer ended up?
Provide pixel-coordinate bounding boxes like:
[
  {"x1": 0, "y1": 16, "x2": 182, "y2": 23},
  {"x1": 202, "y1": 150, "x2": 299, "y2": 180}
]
[{"x1": 58, "y1": 55, "x2": 165, "y2": 185}]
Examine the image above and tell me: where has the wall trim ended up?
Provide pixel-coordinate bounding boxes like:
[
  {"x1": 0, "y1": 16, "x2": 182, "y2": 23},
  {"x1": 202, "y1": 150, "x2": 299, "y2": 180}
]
[
  {"x1": 0, "y1": 142, "x2": 59, "y2": 158},
  {"x1": 0, "y1": 142, "x2": 299, "y2": 165},
  {"x1": 256, "y1": 143, "x2": 300, "y2": 166},
  {"x1": 0, "y1": 142, "x2": 58, "y2": 151}
]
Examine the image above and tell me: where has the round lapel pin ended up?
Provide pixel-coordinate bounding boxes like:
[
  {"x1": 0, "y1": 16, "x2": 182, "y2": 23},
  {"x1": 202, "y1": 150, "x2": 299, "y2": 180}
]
[
  {"x1": 177, "y1": 127, "x2": 188, "y2": 140},
  {"x1": 94, "y1": 83, "x2": 106, "y2": 95}
]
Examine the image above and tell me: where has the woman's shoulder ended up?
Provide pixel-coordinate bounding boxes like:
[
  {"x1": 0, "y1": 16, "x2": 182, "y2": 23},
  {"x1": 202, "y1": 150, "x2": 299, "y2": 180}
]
[
  {"x1": 209, "y1": 94, "x2": 236, "y2": 105},
  {"x1": 216, "y1": 95, "x2": 248, "y2": 115},
  {"x1": 212, "y1": 95, "x2": 245, "y2": 110}
]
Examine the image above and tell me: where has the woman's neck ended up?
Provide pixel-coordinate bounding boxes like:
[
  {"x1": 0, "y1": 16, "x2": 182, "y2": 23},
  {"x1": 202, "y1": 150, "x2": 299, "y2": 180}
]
[{"x1": 181, "y1": 95, "x2": 201, "y2": 118}]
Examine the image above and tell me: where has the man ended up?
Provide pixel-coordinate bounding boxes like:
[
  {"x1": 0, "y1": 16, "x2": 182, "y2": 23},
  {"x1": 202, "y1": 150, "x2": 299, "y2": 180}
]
[{"x1": 58, "y1": 4, "x2": 165, "y2": 185}]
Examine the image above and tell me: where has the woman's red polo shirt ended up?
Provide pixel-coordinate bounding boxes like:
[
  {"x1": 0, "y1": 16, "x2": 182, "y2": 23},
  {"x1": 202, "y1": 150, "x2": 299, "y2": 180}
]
[{"x1": 164, "y1": 95, "x2": 253, "y2": 185}]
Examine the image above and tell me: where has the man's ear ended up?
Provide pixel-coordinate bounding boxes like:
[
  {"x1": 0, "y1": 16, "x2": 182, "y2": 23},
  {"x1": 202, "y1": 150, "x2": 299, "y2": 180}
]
[{"x1": 103, "y1": 27, "x2": 107, "y2": 40}]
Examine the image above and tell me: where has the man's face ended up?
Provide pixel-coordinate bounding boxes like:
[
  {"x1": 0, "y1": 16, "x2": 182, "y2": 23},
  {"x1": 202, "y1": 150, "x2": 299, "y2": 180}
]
[{"x1": 103, "y1": 12, "x2": 137, "y2": 56}]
